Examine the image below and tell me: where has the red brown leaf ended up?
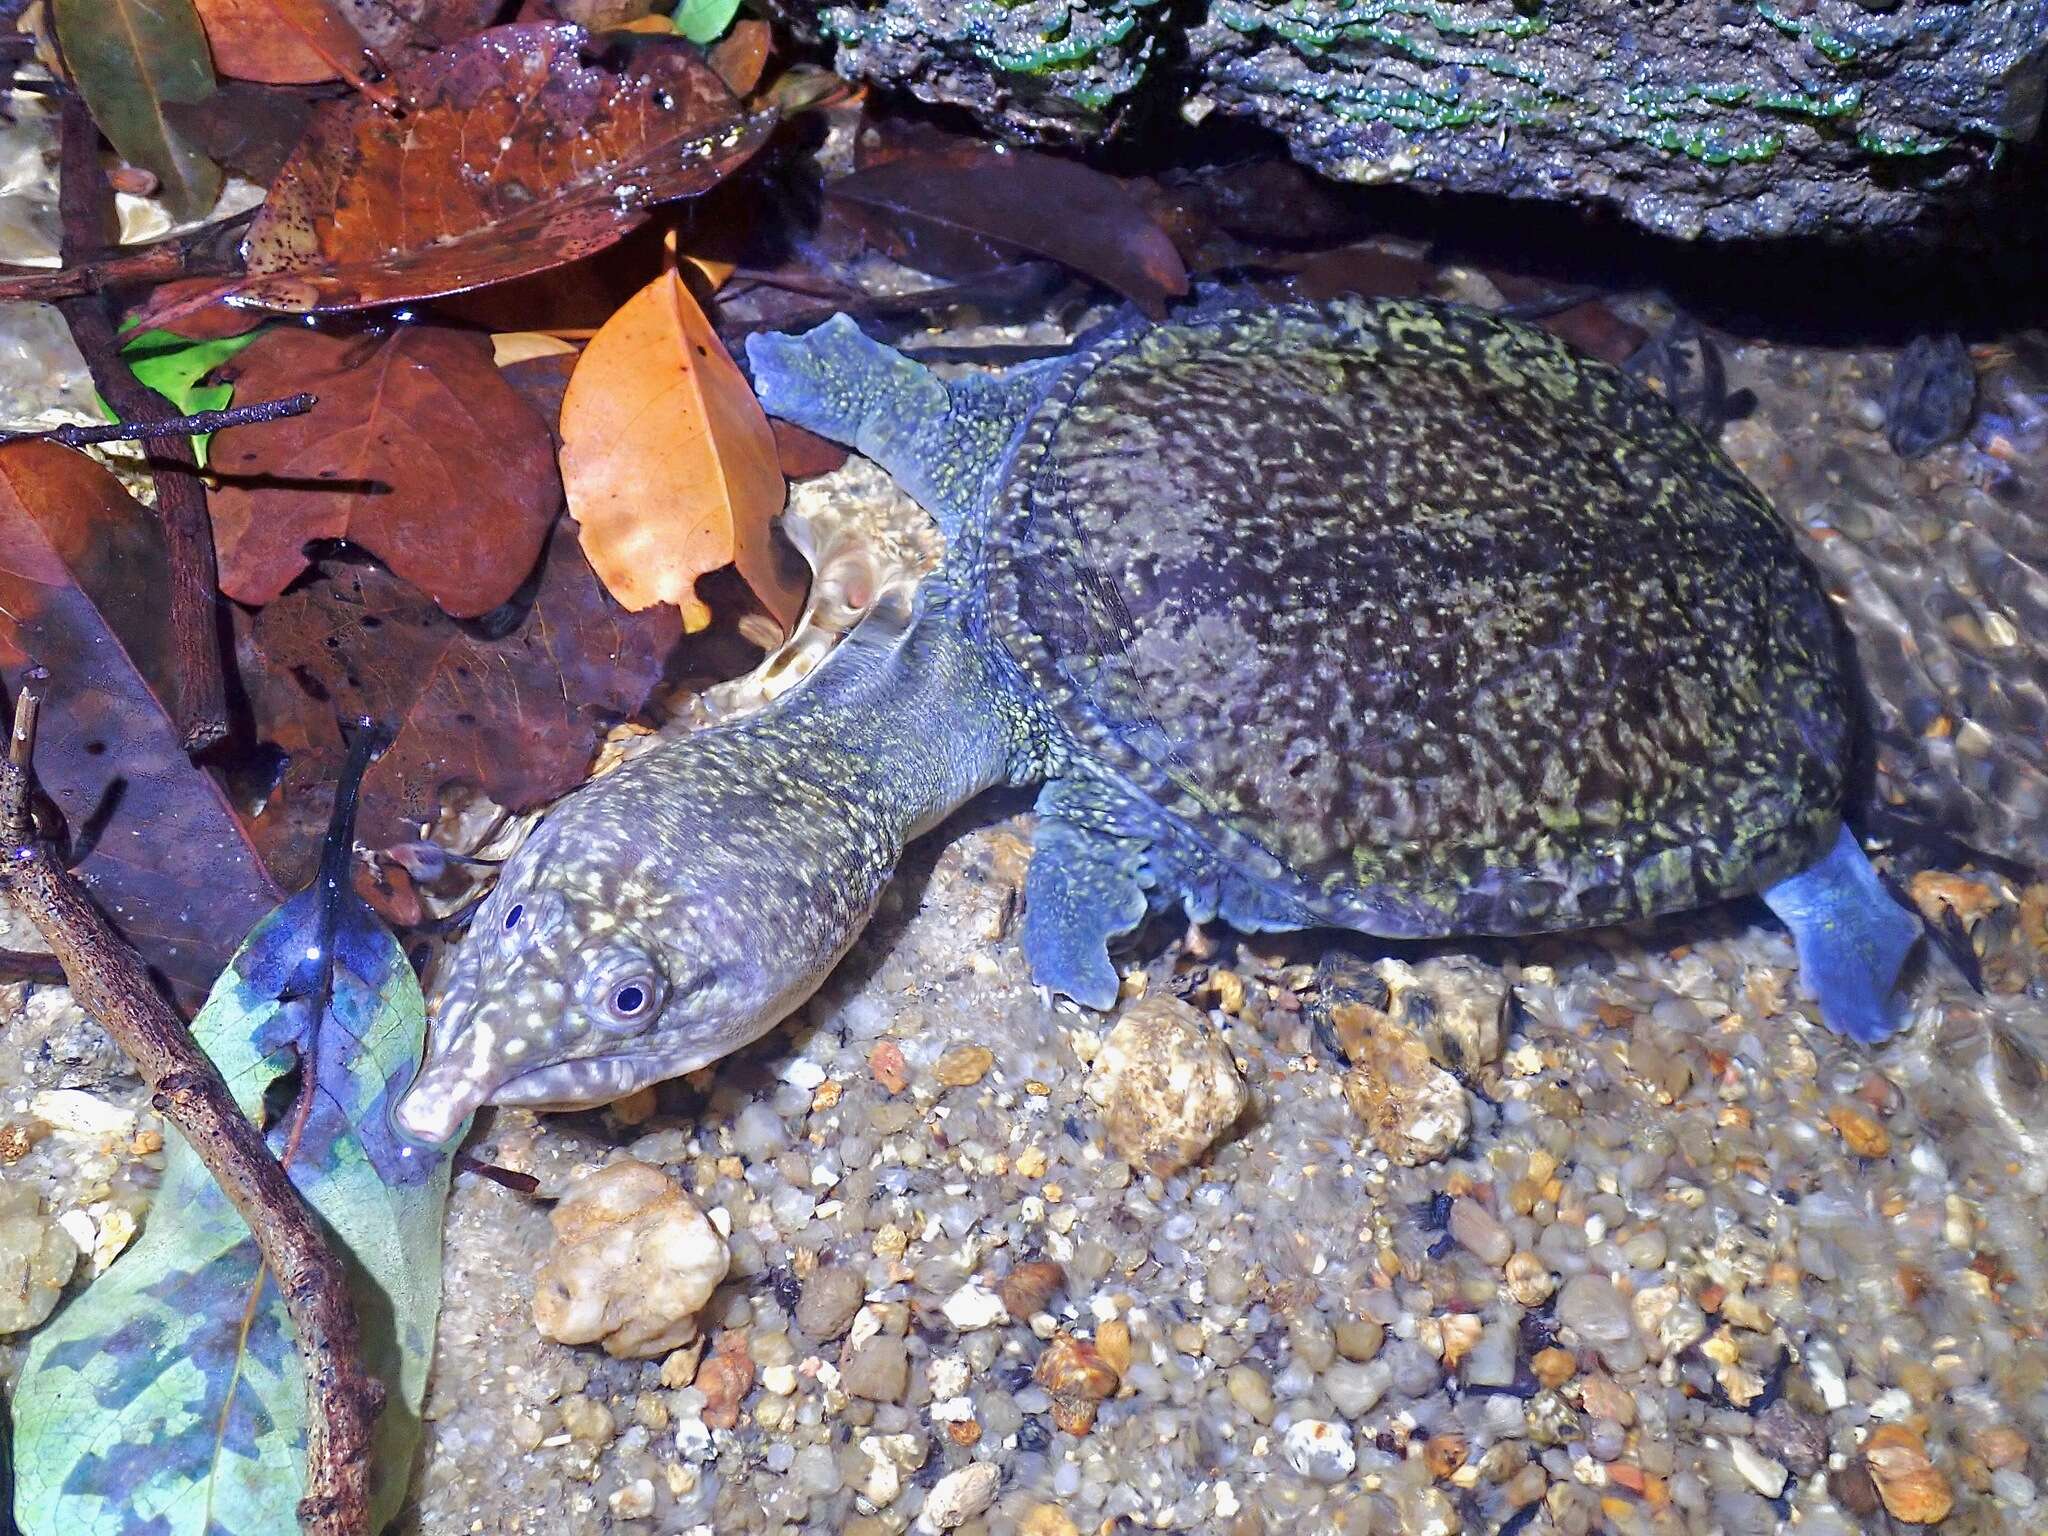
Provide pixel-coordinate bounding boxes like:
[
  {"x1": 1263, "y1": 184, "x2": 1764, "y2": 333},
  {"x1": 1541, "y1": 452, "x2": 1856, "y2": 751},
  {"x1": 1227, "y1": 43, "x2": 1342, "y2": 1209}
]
[
  {"x1": 829, "y1": 141, "x2": 1188, "y2": 316},
  {"x1": 242, "y1": 532, "x2": 681, "y2": 885},
  {"x1": 0, "y1": 443, "x2": 283, "y2": 1007},
  {"x1": 231, "y1": 23, "x2": 774, "y2": 313},
  {"x1": 207, "y1": 325, "x2": 562, "y2": 617},
  {"x1": 193, "y1": 0, "x2": 373, "y2": 86}
]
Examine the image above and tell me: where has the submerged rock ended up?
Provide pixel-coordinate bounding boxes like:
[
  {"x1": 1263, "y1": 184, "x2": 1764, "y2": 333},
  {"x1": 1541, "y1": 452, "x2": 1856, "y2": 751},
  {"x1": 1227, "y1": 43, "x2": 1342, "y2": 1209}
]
[
  {"x1": 0, "y1": 1179, "x2": 77, "y2": 1335},
  {"x1": 531, "y1": 1158, "x2": 730, "y2": 1359},
  {"x1": 1086, "y1": 995, "x2": 1247, "y2": 1176}
]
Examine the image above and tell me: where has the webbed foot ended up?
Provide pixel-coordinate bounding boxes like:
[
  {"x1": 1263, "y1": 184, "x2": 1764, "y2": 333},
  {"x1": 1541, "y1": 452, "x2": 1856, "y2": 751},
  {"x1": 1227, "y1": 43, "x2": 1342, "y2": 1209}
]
[
  {"x1": 1022, "y1": 800, "x2": 1151, "y2": 1011},
  {"x1": 1761, "y1": 825, "x2": 1921, "y2": 1044}
]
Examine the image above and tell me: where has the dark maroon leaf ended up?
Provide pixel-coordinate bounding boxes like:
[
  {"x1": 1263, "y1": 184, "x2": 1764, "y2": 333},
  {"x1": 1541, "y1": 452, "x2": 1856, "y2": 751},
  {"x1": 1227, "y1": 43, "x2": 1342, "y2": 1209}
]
[
  {"x1": 207, "y1": 325, "x2": 563, "y2": 617},
  {"x1": 241, "y1": 531, "x2": 681, "y2": 886},
  {"x1": 232, "y1": 24, "x2": 774, "y2": 313},
  {"x1": 0, "y1": 442, "x2": 283, "y2": 1007},
  {"x1": 829, "y1": 142, "x2": 1188, "y2": 317}
]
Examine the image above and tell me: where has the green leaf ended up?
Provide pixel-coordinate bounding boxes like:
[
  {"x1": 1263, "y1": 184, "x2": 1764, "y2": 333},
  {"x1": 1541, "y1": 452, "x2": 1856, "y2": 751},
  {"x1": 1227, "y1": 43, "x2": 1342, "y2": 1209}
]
[
  {"x1": 673, "y1": 0, "x2": 743, "y2": 45},
  {"x1": 53, "y1": 0, "x2": 221, "y2": 222},
  {"x1": 103, "y1": 327, "x2": 263, "y2": 465},
  {"x1": 12, "y1": 769, "x2": 457, "y2": 1536}
]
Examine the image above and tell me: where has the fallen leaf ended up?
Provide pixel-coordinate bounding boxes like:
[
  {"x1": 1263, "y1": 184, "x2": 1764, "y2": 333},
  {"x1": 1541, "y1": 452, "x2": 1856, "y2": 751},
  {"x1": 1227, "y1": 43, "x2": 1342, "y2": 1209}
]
[
  {"x1": 233, "y1": 23, "x2": 774, "y2": 312},
  {"x1": 707, "y1": 16, "x2": 771, "y2": 95},
  {"x1": 193, "y1": 0, "x2": 372, "y2": 85},
  {"x1": 52, "y1": 0, "x2": 221, "y2": 221},
  {"x1": 672, "y1": 0, "x2": 740, "y2": 44},
  {"x1": 335, "y1": 0, "x2": 497, "y2": 50},
  {"x1": 161, "y1": 78, "x2": 315, "y2": 184},
  {"x1": 14, "y1": 741, "x2": 456, "y2": 1535},
  {"x1": 242, "y1": 532, "x2": 681, "y2": 884},
  {"x1": 771, "y1": 418, "x2": 848, "y2": 481},
  {"x1": 831, "y1": 140, "x2": 1188, "y2": 315},
  {"x1": 117, "y1": 324, "x2": 265, "y2": 463},
  {"x1": 0, "y1": 442, "x2": 282, "y2": 1006},
  {"x1": 207, "y1": 324, "x2": 562, "y2": 617},
  {"x1": 560, "y1": 267, "x2": 802, "y2": 632}
]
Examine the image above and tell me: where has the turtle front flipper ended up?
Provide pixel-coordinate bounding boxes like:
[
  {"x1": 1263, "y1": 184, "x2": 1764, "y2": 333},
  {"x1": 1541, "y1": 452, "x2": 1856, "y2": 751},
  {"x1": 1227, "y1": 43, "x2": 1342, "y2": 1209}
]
[
  {"x1": 746, "y1": 314, "x2": 1054, "y2": 534},
  {"x1": 1023, "y1": 781, "x2": 1153, "y2": 1010},
  {"x1": 1760, "y1": 825, "x2": 1921, "y2": 1044}
]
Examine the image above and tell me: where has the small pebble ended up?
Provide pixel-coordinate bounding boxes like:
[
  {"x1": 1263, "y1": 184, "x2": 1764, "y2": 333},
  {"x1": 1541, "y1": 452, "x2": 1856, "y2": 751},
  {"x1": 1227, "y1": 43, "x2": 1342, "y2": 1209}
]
[
  {"x1": 1283, "y1": 1419, "x2": 1355, "y2": 1482},
  {"x1": 1864, "y1": 1423, "x2": 1954, "y2": 1524},
  {"x1": 917, "y1": 1462, "x2": 999, "y2": 1531},
  {"x1": 1085, "y1": 995, "x2": 1247, "y2": 1176},
  {"x1": 933, "y1": 1043, "x2": 994, "y2": 1088}
]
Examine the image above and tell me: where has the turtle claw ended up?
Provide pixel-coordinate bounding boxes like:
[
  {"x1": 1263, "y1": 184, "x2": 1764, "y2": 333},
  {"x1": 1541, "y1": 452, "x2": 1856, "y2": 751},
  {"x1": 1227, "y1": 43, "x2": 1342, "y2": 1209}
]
[
  {"x1": 1022, "y1": 815, "x2": 1149, "y2": 1011},
  {"x1": 1761, "y1": 826, "x2": 1922, "y2": 1044}
]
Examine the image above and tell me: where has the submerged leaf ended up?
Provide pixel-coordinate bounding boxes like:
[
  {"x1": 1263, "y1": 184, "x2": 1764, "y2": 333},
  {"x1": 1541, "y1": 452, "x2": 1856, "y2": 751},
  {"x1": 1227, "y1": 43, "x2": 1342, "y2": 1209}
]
[
  {"x1": 233, "y1": 23, "x2": 774, "y2": 312},
  {"x1": 52, "y1": 0, "x2": 222, "y2": 222},
  {"x1": 206, "y1": 325, "x2": 562, "y2": 617},
  {"x1": 0, "y1": 442, "x2": 282, "y2": 1007},
  {"x1": 561, "y1": 268, "x2": 802, "y2": 633},
  {"x1": 242, "y1": 533, "x2": 683, "y2": 884},
  {"x1": 672, "y1": 0, "x2": 741, "y2": 44},
  {"x1": 115, "y1": 325, "x2": 264, "y2": 463},
  {"x1": 192, "y1": 0, "x2": 372, "y2": 85},
  {"x1": 830, "y1": 141, "x2": 1188, "y2": 317},
  {"x1": 13, "y1": 742, "x2": 456, "y2": 1536}
]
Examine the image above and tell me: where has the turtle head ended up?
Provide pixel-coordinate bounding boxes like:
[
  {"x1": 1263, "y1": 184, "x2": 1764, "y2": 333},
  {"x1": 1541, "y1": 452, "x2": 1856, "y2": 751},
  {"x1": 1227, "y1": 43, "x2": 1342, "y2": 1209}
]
[{"x1": 391, "y1": 843, "x2": 776, "y2": 1146}]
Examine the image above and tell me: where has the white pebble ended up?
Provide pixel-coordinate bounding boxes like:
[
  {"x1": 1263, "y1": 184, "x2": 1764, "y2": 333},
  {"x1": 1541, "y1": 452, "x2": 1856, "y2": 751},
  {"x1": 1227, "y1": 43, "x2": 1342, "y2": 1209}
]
[
  {"x1": 1283, "y1": 1419, "x2": 1356, "y2": 1482},
  {"x1": 1731, "y1": 1439, "x2": 1789, "y2": 1498},
  {"x1": 917, "y1": 1462, "x2": 999, "y2": 1531},
  {"x1": 940, "y1": 1281, "x2": 1009, "y2": 1332}
]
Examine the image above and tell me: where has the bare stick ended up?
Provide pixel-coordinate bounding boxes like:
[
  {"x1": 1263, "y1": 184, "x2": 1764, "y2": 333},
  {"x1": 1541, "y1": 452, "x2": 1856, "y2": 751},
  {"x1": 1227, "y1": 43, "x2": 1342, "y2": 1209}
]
[
  {"x1": 54, "y1": 98, "x2": 230, "y2": 752},
  {"x1": 0, "y1": 241, "x2": 204, "y2": 304},
  {"x1": 0, "y1": 681, "x2": 382, "y2": 1536},
  {"x1": 0, "y1": 392, "x2": 317, "y2": 449}
]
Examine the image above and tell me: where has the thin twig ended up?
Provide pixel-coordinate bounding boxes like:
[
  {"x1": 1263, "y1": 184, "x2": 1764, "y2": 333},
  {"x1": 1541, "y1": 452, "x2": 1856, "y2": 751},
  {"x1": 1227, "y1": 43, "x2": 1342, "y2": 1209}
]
[
  {"x1": 0, "y1": 680, "x2": 382, "y2": 1536},
  {"x1": 53, "y1": 97, "x2": 229, "y2": 751},
  {"x1": 0, "y1": 392, "x2": 317, "y2": 449},
  {"x1": 0, "y1": 241, "x2": 204, "y2": 304}
]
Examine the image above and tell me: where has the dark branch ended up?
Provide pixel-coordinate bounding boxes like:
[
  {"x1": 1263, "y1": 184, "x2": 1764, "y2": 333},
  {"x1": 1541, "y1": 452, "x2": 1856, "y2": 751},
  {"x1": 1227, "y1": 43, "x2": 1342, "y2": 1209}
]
[
  {"x1": 0, "y1": 392, "x2": 317, "y2": 449},
  {"x1": 0, "y1": 680, "x2": 382, "y2": 1536},
  {"x1": 53, "y1": 98, "x2": 229, "y2": 752}
]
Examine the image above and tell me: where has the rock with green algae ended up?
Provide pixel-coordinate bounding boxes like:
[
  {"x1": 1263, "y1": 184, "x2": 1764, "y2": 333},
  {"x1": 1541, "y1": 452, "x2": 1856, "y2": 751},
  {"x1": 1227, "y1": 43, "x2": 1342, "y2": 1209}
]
[{"x1": 791, "y1": 0, "x2": 2048, "y2": 239}]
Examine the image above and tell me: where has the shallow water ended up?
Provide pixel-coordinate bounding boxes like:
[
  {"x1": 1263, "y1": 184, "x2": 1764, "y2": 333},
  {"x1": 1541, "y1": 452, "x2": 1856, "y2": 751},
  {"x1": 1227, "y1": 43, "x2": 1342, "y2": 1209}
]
[{"x1": 0, "y1": 288, "x2": 2044, "y2": 1536}]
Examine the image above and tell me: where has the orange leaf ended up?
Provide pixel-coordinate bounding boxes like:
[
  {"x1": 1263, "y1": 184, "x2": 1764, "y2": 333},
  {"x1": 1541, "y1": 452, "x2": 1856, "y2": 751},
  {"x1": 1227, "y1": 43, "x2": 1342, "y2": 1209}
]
[
  {"x1": 193, "y1": 0, "x2": 382, "y2": 96},
  {"x1": 559, "y1": 270, "x2": 803, "y2": 635}
]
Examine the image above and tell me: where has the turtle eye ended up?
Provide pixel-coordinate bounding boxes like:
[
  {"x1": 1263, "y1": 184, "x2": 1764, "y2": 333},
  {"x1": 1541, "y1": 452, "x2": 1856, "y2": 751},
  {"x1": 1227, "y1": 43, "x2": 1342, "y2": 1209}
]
[
  {"x1": 608, "y1": 978, "x2": 655, "y2": 1022},
  {"x1": 503, "y1": 902, "x2": 524, "y2": 931}
]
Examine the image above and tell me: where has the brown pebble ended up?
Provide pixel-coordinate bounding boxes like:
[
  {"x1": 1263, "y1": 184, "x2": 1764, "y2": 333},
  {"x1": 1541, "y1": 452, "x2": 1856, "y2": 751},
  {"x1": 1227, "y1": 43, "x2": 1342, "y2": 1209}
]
[
  {"x1": 1423, "y1": 1433, "x2": 1469, "y2": 1479},
  {"x1": 693, "y1": 1329, "x2": 754, "y2": 1430},
  {"x1": 0, "y1": 1122, "x2": 33, "y2": 1164},
  {"x1": 1532, "y1": 1347, "x2": 1577, "y2": 1389},
  {"x1": 933, "y1": 1043, "x2": 995, "y2": 1088},
  {"x1": 1036, "y1": 1332, "x2": 1119, "y2": 1435},
  {"x1": 946, "y1": 1418, "x2": 982, "y2": 1447},
  {"x1": 1018, "y1": 1507, "x2": 1080, "y2": 1536},
  {"x1": 1864, "y1": 1423, "x2": 1954, "y2": 1524},
  {"x1": 1828, "y1": 1103, "x2": 1892, "y2": 1159},
  {"x1": 1829, "y1": 1460, "x2": 1882, "y2": 1519},
  {"x1": 869, "y1": 1040, "x2": 908, "y2": 1095},
  {"x1": 1000, "y1": 1260, "x2": 1066, "y2": 1320},
  {"x1": 1096, "y1": 1318, "x2": 1133, "y2": 1377},
  {"x1": 1970, "y1": 1425, "x2": 2029, "y2": 1471}
]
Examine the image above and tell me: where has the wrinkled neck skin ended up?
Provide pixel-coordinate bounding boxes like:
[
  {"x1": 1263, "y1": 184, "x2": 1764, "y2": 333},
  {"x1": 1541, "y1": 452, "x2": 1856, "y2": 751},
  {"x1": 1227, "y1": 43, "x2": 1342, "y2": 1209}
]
[{"x1": 392, "y1": 592, "x2": 1023, "y2": 1143}]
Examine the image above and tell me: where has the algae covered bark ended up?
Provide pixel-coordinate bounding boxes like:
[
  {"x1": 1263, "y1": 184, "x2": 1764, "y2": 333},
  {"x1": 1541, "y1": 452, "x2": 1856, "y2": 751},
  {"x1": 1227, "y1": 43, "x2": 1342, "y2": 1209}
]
[{"x1": 802, "y1": 0, "x2": 2048, "y2": 238}]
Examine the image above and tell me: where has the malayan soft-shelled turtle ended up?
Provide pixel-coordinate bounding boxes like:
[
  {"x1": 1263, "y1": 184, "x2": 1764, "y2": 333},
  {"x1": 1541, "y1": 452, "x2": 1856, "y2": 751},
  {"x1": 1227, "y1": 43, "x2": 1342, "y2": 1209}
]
[{"x1": 394, "y1": 295, "x2": 1919, "y2": 1143}]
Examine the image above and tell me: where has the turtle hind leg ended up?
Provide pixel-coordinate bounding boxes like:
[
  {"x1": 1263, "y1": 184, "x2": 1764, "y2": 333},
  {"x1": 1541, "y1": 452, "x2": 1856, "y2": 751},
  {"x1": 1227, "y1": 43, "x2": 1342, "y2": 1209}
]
[
  {"x1": 1023, "y1": 812, "x2": 1151, "y2": 1011},
  {"x1": 1761, "y1": 825, "x2": 1921, "y2": 1045}
]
